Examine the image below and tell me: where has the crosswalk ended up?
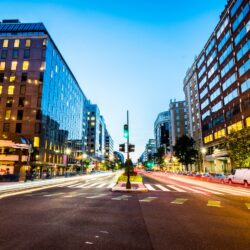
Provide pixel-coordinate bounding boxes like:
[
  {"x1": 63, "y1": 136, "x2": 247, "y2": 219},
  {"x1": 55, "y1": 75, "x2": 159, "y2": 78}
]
[{"x1": 54, "y1": 181, "x2": 250, "y2": 197}]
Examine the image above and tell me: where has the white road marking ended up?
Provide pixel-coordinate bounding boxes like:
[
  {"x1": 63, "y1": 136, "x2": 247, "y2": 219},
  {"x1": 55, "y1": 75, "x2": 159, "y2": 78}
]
[
  {"x1": 73, "y1": 183, "x2": 91, "y2": 188},
  {"x1": 44, "y1": 192, "x2": 64, "y2": 197},
  {"x1": 139, "y1": 197, "x2": 157, "y2": 202},
  {"x1": 177, "y1": 185, "x2": 205, "y2": 194},
  {"x1": 112, "y1": 195, "x2": 131, "y2": 200},
  {"x1": 83, "y1": 183, "x2": 101, "y2": 188},
  {"x1": 192, "y1": 186, "x2": 223, "y2": 195},
  {"x1": 155, "y1": 184, "x2": 170, "y2": 191},
  {"x1": 107, "y1": 183, "x2": 116, "y2": 188},
  {"x1": 85, "y1": 242, "x2": 94, "y2": 245},
  {"x1": 96, "y1": 183, "x2": 107, "y2": 188},
  {"x1": 167, "y1": 185, "x2": 187, "y2": 192},
  {"x1": 145, "y1": 184, "x2": 156, "y2": 191},
  {"x1": 86, "y1": 194, "x2": 108, "y2": 199},
  {"x1": 171, "y1": 198, "x2": 188, "y2": 204}
]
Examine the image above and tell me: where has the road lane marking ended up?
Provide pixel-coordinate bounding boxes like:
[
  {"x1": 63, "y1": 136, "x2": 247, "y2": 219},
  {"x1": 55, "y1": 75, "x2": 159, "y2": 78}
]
[
  {"x1": 67, "y1": 183, "x2": 84, "y2": 188},
  {"x1": 177, "y1": 185, "x2": 205, "y2": 194},
  {"x1": 171, "y1": 198, "x2": 188, "y2": 204},
  {"x1": 192, "y1": 186, "x2": 223, "y2": 195},
  {"x1": 85, "y1": 242, "x2": 94, "y2": 245},
  {"x1": 207, "y1": 200, "x2": 221, "y2": 207},
  {"x1": 155, "y1": 184, "x2": 170, "y2": 191},
  {"x1": 44, "y1": 192, "x2": 64, "y2": 197},
  {"x1": 72, "y1": 183, "x2": 90, "y2": 188},
  {"x1": 112, "y1": 195, "x2": 131, "y2": 201},
  {"x1": 83, "y1": 183, "x2": 101, "y2": 188},
  {"x1": 96, "y1": 183, "x2": 107, "y2": 188},
  {"x1": 86, "y1": 194, "x2": 108, "y2": 199},
  {"x1": 139, "y1": 197, "x2": 157, "y2": 202},
  {"x1": 246, "y1": 203, "x2": 250, "y2": 209},
  {"x1": 64, "y1": 193, "x2": 86, "y2": 198},
  {"x1": 100, "y1": 231, "x2": 109, "y2": 234},
  {"x1": 167, "y1": 185, "x2": 186, "y2": 192},
  {"x1": 145, "y1": 184, "x2": 156, "y2": 191},
  {"x1": 107, "y1": 183, "x2": 116, "y2": 188}
]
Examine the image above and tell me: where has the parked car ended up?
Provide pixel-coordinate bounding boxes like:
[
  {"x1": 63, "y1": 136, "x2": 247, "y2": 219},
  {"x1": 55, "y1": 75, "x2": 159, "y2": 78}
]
[
  {"x1": 226, "y1": 169, "x2": 250, "y2": 187},
  {"x1": 213, "y1": 173, "x2": 225, "y2": 179}
]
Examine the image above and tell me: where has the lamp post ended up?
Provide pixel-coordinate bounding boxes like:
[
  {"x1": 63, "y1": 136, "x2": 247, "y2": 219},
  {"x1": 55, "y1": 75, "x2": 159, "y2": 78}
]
[{"x1": 201, "y1": 147, "x2": 207, "y2": 173}]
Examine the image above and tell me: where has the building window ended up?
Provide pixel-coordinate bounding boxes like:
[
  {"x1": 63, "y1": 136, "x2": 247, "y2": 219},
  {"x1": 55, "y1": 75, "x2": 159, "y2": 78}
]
[
  {"x1": 206, "y1": 38, "x2": 215, "y2": 55},
  {"x1": 241, "y1": 78, "x2": 250, "y2": 93},
  {"x1": 217, "y1": 17, "x2": 229, "y2": 39},
  {"x1": 1, "y1": 49, "x2": 7, "y2": 59},
  {"x1": 15, "y1": 123, "x2": 22, "y2": 133},
  {"x1": 246, "y1": 117, "x2": 250, "y2": 127},
  {"x1": 231, "y1": 0, "x2": 243, "y2": 17},
  {"x1": 22, "y1": 61, "x2": 29, "y2": 71},
  {"x1": 12, "y1": 49, "x2": 18, "y2": 59},
  {"x1": 221, "y1": 58, "x2": 234, "y2": 77},
  {"x1": 25, "y1": 39, "x2": 31, "y2": 47},
  {"x1": 0, "y1": 85, "x2": 2, "y2": 95},
  {"x1": 20, "y1": 85, "x2": 26, "y2": 95},
  {"x1": 35, "y1": 123, "x2": 41, "y2": 133},
  {"x1": 224, "y1": 88, "x2": 238, "y2": 105},
  {"x1": 219, "y1": 44, "x2": 233, "y2": 64},
  {"x1": 210, "y1": 87, "x2": 221, "y2": 101},
  {"x1": 214, "y1": 129, "x2": 225, "y2": 140},
  {"x1": 2, "y1": 40, "x2": 8, "y2": 48},
  {"x1": 5, "y1": 110, "x2": 11, "y2": 120},
  {"x1": 218, "y1": 30, "x2": 230, "y2": 51},
  {"x1": 9, "y1": 73, "x2": 16, "y2": 83},
  {"x1": 0, "y1": 73, "x2": 4, "y2": 83},
  {"x1": 23, "y1": 49, "x2": 30, "y2": 59},
  {"x1": 6, "y1": 97, "x2": 13, "y2": 107},
  {"x1": 11, "y1": 61, "x2": 18, "y2": 71},
  {"x1": 21, "y1": 72, "x2": 28, "y2": 82},
  {"x1": 14, "y1": 39, "x2": 20, "y2": 48},
  {"x1": 239, "y1": 58, "x2": 250, "y2": 76},
  {"x1": 0, "y1": 62, "x2": 6, "y2": 70},
  {"x1": 18, "y1": 97, "x2": 25, "y2": 107},
  {"x1": 204, "y1": 134, "x2": 213, "y2": 144},
  {"x1": 17, "y1": 110, "x2": 23, "y2": 120},
  {"x1": 8, "y1": 86, "x2": 15, "y2": 95},
  {"x1": 3, "y1": 123, "x2": 10, "y2": 132},
  {"x1": 222, "y1": 73, "x2": 237, "y2": 91},
  {"x1": 43, "y1": 39, "x2": 46, "y2": 46},
  {"x1": 234, "y1": 20, "x2": 250, "y2": 46},
  {"x1": 237, "y1": 40, "x2": 250, "y2": 61},
  {"x1": 227, "y1": 121, "x2": 243, "y2": 134},
  {"x1": 232, "y1": 3, "x2": 249, "y2": 32}
]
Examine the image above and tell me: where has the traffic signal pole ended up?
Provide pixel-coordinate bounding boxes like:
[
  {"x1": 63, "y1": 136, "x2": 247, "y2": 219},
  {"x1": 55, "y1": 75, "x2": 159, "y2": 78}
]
[{"x1": 126, "y1": 110, "x2": 131, "y2": 189}]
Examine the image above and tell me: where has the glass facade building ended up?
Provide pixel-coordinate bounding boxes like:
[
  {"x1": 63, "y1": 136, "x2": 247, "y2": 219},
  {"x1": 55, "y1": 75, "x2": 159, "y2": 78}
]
[{"x1": 0, "y1": 20, "x2": 88, "y2": 176}]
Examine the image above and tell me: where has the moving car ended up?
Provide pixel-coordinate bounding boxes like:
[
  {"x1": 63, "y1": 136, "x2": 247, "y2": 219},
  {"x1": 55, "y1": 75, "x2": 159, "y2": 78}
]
[{"x1": 226, "y1": 169, "x2": 250, "y2": 187}]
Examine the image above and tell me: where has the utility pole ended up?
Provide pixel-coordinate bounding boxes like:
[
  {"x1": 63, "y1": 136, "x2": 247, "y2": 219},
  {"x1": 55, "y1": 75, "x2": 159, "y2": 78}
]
[{"x1": 126, "y1": 110, "x2": 131, "y2": 189}]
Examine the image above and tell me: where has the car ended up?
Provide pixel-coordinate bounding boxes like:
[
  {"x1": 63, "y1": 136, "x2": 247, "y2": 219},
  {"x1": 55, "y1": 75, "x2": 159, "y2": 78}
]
[
  {"x1": 213, "y1": 173, "x2": 225, "y2": 179},
  {"x1": 226, "y1": 168, "x2": 250, "y2": 187}
]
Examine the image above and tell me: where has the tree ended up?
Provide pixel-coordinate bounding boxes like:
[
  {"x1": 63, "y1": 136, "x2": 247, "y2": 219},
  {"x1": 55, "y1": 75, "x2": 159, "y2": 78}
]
[
  {"x1": 173, "y1": 135, "x2": 198, "y2": 171},
  {"x1": 225, "y1": 127, "x2": 250, "y2": 168},
  {"x1": 154, "y1": 146, "x2": 165, "y2": 168}
]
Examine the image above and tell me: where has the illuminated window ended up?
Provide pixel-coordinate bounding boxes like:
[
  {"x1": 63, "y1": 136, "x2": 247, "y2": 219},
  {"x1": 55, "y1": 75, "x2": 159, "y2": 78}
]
[
  {"x1": 214, "y1": 129, "x2": 225, "y2": 140},
  {"x1": 5, "y1": 110, "x2": 11, "y2": 120},
  {"x1": 204, "y1": 134, "x2": 213, "y2": 144},
  {"x1": 14, "y1": 39, "x2": 20, "y2": 48},
  {"x1": 11, "y1": 61, "x2": 18, "y2": 70},
  {"x1": 0, "y1": 85, "x2": 2, "y2": 94},
  {"x1": 3, "y1": 40, "x2": 8, "y2": 48},
  {"x1": 91, "y1": 117, "x2": 95, "y2": 121},
  {"x1": 0, "y1": 62, "x2": 5, "y2": 70},
  {"x1": 25, "y1": 39, "x2": 31, "y2": 47},
  {"x1": 43, "y1": 39, "x2": 46, "y2": 46},
  {"x1": 8, "y1": 86, "x2": 15, "y2": 95},
  {"x1": 22, "y1": 61, "x2": 29, "y2": 70},
  {"x1": 91, "y1": 122, "x2": 95, "y2": 126},
  {"x1": 34, "y1": 137, "x2": 40, "y2": 147},
  {"x1": 227, "y1": 121, "x2": 243, "y2": 134},
  {"x1": 246, "y1": 117, "x2": 250, "y2": 127},
  {"x1": 9, "y1": 73, "x2": 16, "y2": 83}
]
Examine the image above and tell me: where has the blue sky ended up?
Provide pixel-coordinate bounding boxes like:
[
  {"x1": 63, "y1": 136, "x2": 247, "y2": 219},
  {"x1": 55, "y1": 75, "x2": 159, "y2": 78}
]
[{"x1": 2, "y1": 0, "x2": 226, "y2": 160}]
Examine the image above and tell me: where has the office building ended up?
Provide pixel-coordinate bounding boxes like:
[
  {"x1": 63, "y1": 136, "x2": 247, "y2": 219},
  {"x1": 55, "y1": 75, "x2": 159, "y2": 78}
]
[
  {"x1": 104, "y1": 129, "x2": 114, "y2": 161},
  {"x1": 0, "y1": 20, "x2": 88, "y2": 177}
]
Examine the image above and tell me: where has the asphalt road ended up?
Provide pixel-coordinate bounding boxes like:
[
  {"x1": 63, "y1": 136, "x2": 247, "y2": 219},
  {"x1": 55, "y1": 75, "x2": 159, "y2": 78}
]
[{"x1": 0, "y1": 172, "x2": 250, "y2": 250}]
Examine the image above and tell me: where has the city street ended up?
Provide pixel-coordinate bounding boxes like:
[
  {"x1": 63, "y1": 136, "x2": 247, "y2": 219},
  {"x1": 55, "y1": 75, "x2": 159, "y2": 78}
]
[{"x1": 0, "y1": 173, "x2": 250, "y2": 250}]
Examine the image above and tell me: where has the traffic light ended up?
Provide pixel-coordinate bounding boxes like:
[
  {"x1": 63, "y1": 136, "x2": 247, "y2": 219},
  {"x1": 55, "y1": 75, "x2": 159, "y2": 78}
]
[
  {"x1": 146, "y1": 161, "x2": 154, "y2": 168},
  {"x1": 119, "y1": 143, "x2": 125, "y2": 152},
  {"x1": 128, "y1": 144, "x2": 135, "y2": 152},
  {"x1": 123, "y1": 124, "x2": 129, "y2": 139}
]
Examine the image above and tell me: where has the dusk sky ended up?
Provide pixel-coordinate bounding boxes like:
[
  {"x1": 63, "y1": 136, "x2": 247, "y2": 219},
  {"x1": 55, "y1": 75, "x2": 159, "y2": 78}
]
[{"x1": 2, "y1": 0, "x2": 226, "y2": 160}]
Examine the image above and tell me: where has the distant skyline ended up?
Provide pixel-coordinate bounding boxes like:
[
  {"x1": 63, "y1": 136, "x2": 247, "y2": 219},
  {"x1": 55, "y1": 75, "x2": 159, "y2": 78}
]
[{"x1": 2, "y1": 0, "x2": 226, "y2": 160}]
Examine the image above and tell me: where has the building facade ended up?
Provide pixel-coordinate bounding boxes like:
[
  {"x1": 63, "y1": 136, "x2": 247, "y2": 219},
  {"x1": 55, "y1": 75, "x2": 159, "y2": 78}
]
[
  {"x1": 195, "y1": 0, "x2": 250, "y2": 172},
  {"x1": 104, "y1": 129, "x2": 114, "y2": 161},
  {"x1": 154, "y1": 111, "x2": 170, "y2": 152},
  {"x1": 0, "y1": 20, "x2": 88, "y2": 177},
  {"x1": 169, "y1": 100, "x2": 188, "y2": 151}
]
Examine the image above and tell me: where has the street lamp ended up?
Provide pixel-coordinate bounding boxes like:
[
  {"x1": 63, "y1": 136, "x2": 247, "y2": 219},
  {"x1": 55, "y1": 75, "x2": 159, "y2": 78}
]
[{"x1": 201, "y1": 147, "x2": 207, "y2": 173}]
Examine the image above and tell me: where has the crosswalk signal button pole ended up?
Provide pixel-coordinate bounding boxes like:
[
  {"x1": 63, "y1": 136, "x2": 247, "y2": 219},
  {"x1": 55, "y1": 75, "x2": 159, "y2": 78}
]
[{"x1": 119, "y1": 143, "x2": 125, "y2": 152}]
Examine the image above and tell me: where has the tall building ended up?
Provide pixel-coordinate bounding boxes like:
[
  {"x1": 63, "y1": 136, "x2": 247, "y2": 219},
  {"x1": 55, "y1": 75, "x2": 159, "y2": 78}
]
[
  {"x1": 154, "y1": 111, "x2": 170, "y2": 152},
  {"x1": 86, "y1": 102, "x2": 106, "y2": 160},
  {"x1": 0, "y1": 20, "x2": 88, "y2": 177},
  {"x1": 169, "y1": 100, "x2": 188, "y2": 151},
  {"x1": 183, "y1": 59, "x2": 202, "y2": 147},
  {"x1": 195, "y1": 0, "x2": 250, "y2": 172},
  {"x1": 145, "y1": 139, "x2": 156, "y2": 162},
  {"x1": 104, "y1": 129, "x2": 114, "y2": 161}
]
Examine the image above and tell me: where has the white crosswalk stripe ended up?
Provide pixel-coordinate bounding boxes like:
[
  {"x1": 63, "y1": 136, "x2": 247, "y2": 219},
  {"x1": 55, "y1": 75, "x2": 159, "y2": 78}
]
[
  {"x1": 96, "y1": 183, "x2": 107, "y2": 188},
  {"x1": 145, "y1": 184, "x2": 156, "y2": 191},
  {"x1": 177, "y1": 185, "x2": 205, "y2": 194},
  {"x1": 155, "y1": 184, "x2": 170, "y2": 191},
  {"x1": 192, "y1": 186, "x2": 223, "y2": 195},
  {"x1": 167, "y1": 185, "x2": 187, "y2": 192}
]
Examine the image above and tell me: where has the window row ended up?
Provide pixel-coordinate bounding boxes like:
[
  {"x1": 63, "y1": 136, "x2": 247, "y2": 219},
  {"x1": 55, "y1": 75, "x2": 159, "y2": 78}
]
[
  {"x1": 0, "y1": 61, "x2": 30, "y2": 71},
  {"x1": 0, "y1": 72, "x2": 43, "y2": 83},
  {"x1": 1, "y1": 39, "x2": 31, "y2": 48},
  {"x1": 232, "y1": 3, "x2": 250, "y2": 31},
  {"x1": 1, "y1": 49, "x2": 31, "y2": 59}
]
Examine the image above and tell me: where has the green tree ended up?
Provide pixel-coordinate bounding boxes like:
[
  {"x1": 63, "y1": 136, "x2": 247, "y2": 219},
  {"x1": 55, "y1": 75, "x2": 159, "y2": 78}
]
[
  {"x1": 154, "y1": 146, "x2": 165, "y2": 168},
  {"x1": 225, "y1": 127, "x2": 250, "y2": 168},
  {"x1": 173, "y1": 135, "x2": 198, "y2": 171}
]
